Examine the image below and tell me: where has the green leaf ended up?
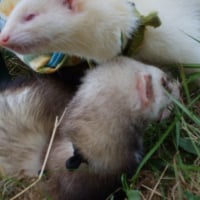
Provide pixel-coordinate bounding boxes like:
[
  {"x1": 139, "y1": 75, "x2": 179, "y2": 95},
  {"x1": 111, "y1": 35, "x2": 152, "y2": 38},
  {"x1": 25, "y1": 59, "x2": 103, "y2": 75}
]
[
  {"x1": 184, "y1": 191, "x2": 200, "y2": 200},
  {"x1": 131, "y1": 120, "x2": 177, "y2": 183},
  {"x1": 166, "y1": 92, "x2": 200, "y2": 125},
  {"x1": 126, "y1": 190, "x2": 141, "y2": 200},
  {"x1": 179, "y1": 138, "x2": 200, "y2": 156},
  {"x1": 121, "y1": 174, "x2": 129, "y2": 191}
]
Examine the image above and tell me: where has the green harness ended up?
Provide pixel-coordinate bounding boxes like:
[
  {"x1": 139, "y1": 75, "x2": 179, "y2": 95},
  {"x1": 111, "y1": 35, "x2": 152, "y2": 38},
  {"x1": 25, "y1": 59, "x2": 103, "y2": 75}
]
[{"x1": 123, "y1": 11, "x2": 161, "y2": 57}]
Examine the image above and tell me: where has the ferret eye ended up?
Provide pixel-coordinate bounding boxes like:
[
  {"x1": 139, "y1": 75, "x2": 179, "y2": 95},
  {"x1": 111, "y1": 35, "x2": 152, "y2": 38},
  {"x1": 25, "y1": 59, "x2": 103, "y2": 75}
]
[{"x1": 23, "y1": 14, "x2": 37, "y2": 22}]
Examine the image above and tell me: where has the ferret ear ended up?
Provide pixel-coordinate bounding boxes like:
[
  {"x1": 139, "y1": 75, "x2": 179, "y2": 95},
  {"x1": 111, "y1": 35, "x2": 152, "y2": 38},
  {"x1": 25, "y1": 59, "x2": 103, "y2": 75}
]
[
  {"x1": 62, "y1": 0, "x2": 73, "y2": 9},
  {"x1": 66, "y1": 154, "x2": 83, "y2": 170},
  {"x1": 66, "y1": 146, "x2": 87, "y2": 170},
  {"x1": 62, "y1": 0, "x2": 82, "y2": 12},
  {"x1": 136, "y1": 74, "x2": 153, "y2": 107}
]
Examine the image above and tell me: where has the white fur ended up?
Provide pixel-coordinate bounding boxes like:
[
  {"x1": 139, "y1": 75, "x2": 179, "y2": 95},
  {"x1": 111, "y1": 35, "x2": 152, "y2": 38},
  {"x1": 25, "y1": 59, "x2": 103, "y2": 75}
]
[
  {"x1": 0, "y1": 0, "x2": 200, "y2": 67},
  {"x1": 134, "y1": 0, "x2": 200, "y2": 65},
  {"x1": 0, "y1": 0, "x2": 138, "y2": 62}
]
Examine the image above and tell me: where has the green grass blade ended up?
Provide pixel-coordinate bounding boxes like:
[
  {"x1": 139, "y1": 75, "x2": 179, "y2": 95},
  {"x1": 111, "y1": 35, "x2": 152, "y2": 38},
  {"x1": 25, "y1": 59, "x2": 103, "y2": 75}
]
[{"x1": 130, "y1": 120, "x2": 177, "y2": 184}]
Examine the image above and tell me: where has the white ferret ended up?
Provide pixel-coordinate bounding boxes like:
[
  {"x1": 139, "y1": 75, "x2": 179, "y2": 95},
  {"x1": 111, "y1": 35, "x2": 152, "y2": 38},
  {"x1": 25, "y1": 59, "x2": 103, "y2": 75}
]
[
  {"x1": 0, "y1": 0, "x2": 200, "y2": 66},
  {"x1": 0, "y1": 57, "x2": 180, "y2": 200}
]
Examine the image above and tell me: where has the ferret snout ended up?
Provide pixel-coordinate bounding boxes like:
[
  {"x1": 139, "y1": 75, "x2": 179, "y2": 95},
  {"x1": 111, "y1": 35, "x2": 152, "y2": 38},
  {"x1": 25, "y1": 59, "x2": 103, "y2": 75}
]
[
  {"x1": 142, "y1": 67, "x2": 180, "y2": 121},
  {"x1": 157, "y1": 75, "x2": 180, "y2": 120},
  {"x1": 0, "y1": 33, "x2": 18, "y2": 52},
  {"x1": 0, "y1": 35, "x2": 10, "y2": 44},
  {"x1": 161, "y1": 75, "x2": 180, "y2": 100},
  {"x1": 0, "y1": 35, "x2": 10, "y2": 46}
]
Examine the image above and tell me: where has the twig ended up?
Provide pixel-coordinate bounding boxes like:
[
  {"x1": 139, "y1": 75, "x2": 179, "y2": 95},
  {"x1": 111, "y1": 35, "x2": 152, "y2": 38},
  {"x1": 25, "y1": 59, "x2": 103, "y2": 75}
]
[
  {"x1": 140, "y1": 184, "x2": 162, "y2": 197},
  {"x1": 148, "y1": 164, "x2": 169, "y2": 200},
  {"x1": 171, "y1": 182, "x2": 179, "y2": 200},
  {"x1": 10, "y1": 108, "x2": 67, "y2": 200}
]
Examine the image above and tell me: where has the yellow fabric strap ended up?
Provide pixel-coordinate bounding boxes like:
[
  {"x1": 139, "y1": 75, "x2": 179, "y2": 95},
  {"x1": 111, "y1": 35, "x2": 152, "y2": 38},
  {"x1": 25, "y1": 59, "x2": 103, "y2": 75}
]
[{"x1": 123, "y1": 11, "x2": 161, "y2": 56}]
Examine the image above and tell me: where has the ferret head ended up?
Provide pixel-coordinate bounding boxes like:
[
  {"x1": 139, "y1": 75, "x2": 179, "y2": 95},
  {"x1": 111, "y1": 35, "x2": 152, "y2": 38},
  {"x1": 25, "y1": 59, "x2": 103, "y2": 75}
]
[
  {"x1": 0, "y1": 0, "x2": 83, "y2": 53},
  {"x1": 0, "y1": 0, "x2": 138, "y2": 62},
  {"x1": 140, "y1": 65, "x2": 180, "y2": 120},
  {"x1": 61, "y1": 57, "x2": 180, "y2": 175}
]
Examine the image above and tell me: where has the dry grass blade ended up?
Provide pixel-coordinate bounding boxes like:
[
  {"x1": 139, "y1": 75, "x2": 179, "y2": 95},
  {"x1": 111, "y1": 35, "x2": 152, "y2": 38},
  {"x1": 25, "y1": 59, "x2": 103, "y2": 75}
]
[
  {"x1": 10, "y1": 108, "x2": 67, "y2": 200},
  {"x1": 148, "y1": 165, "x2": 169, "y2": 200}
]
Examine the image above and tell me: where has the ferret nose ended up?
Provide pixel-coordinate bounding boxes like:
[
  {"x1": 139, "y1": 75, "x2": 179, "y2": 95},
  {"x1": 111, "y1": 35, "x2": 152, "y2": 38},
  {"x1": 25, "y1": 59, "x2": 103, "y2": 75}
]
[{"x1": 0, "y1": 35, "x2": 10, "y2": 45}]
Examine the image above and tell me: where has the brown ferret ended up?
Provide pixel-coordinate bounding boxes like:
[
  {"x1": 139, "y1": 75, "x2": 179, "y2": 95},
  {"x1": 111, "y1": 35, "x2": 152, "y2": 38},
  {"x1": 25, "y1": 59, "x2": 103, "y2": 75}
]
[
  {"x1": 0, "y1": 57, "x2": 180, "y2": 199},
  {"x1": 47, "y1": 57, "x2": 180, "y2": 200}
]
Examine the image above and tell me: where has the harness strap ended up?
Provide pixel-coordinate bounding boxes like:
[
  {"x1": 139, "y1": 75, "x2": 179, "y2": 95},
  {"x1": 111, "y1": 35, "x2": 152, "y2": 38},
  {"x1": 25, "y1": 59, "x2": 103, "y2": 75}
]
[{"x1": 123, "y1": 11, "x2": 161, "y2": 56}]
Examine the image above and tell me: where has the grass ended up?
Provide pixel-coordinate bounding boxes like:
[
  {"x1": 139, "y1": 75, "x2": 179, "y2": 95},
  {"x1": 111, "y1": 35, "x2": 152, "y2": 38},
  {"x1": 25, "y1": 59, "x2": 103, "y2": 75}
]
[
  {"x1": 0, "y1": 52, "x2": 200, "y2": 200},
  {"x1": 123, "y1": 66, "x2": 200, "y2": 200},
  {"x1": 1, "y1": 49, "x2": 34, "y2": 78},
  {"x1": 0, "y1": 174, "x2": 47, "y2": 200}
]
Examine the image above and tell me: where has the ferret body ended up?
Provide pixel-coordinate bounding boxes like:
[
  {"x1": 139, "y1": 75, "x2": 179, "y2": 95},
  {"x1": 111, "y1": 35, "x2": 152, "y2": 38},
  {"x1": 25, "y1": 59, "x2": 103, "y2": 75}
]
[
  {"x1": 0, "y1": 76, "x2": 72, "y2": 176},
  {"x1": 0, "y1": 0, "x2": 200, "y2": 66},
  {"x1": 134, "y1": 0, "x2": 200, "y2": 65},
  {"x1": 0, "y1": 57, "x2": 180, "y2": 199}
]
